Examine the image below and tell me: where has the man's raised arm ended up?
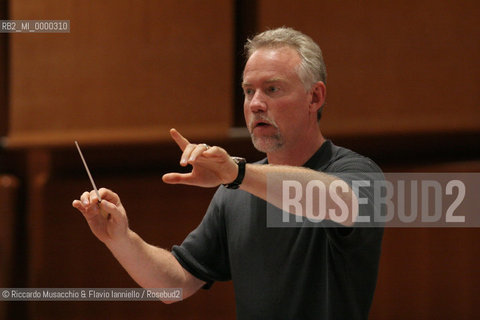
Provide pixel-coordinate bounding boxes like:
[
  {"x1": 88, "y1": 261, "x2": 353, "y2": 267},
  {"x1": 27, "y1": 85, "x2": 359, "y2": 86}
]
[
  {"x1": 162, "y1": 129, "x2": 358, "y2": 226},
  {"x1": 72, "y1": 188, "x2": 205, "y2": 303}
]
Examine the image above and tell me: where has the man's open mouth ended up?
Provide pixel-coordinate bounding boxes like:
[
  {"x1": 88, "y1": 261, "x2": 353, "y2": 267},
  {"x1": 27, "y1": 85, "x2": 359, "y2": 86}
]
[
  {"x1": 255, "y1": 122, "x2": 270, "y2": 128},
  {"x1": 253, "y1": 120, "x2": 273, "y2": 129}
]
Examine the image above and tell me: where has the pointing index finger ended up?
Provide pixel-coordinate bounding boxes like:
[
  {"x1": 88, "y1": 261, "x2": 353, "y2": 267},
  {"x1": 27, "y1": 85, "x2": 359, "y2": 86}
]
[{"x1": 170, "y1": 128, "x2": 190, "y2": 151}]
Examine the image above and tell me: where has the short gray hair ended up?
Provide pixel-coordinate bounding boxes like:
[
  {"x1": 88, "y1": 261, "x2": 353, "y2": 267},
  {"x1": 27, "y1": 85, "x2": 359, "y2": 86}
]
[{"x1": 244, "y1": 27, "x2": 327, "y2": 119}]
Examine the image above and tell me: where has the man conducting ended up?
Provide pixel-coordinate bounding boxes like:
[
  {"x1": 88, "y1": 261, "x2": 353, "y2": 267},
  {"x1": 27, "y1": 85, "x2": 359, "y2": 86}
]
[{"x1": 73, "y1": 27, "x2": 383, "y2": 319}]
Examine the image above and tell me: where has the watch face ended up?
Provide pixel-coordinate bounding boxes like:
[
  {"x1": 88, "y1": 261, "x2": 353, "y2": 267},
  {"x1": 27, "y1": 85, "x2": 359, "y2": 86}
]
[{"x1": 232, "y1": 157, "x2": 245, "y2": 163}]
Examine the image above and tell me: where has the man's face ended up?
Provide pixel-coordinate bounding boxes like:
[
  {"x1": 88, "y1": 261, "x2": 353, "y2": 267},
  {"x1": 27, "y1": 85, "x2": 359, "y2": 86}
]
[{"x1": 242, "y1": 47, "x2": 312, "y2": 154}]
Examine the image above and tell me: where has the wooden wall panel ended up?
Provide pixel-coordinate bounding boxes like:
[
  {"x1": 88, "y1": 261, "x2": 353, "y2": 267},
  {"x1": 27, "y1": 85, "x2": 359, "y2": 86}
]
[
  {"x1": 0, "y1": 175, "x2": 19, "y2": 320},
  {"x1": 257, "y1": 0, "x2": 480, "y2": 136},
  {"x1": 371, "y1": 228, "x2": 480, "y2": 320},
  {"x1": 6, "y1": 1, "x2": 233, "y2": 147},
  {"x1": 0, "y1": 175, "x2": 18, "y2": 286},
  {"x1": 370, "y1": 160, "x2": 480, "y2": 319},
  {"x1": 0, "y1": 0, "x2": 8, "y2": 137}
]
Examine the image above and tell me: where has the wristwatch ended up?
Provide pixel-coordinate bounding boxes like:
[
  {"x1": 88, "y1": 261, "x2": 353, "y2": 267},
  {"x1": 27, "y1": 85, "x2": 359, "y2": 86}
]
[{"x1": 223, "y1": 157, "x2": 246, "y2": 189}]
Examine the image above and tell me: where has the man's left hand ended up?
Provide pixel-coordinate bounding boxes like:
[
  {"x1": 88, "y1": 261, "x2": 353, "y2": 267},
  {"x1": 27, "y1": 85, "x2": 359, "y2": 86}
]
[{"x1": 162, "y1": 128, "x2": 238, "y2": 188}]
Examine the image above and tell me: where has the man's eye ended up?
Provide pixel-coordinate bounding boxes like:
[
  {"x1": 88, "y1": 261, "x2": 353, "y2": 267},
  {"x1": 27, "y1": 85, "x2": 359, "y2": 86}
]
[
  {"x1": 244, "y1": 88, "x2": 254, "y2": 96},
  {"x1": 267, "y1": 86, "x2": 279, "y2": 93}
]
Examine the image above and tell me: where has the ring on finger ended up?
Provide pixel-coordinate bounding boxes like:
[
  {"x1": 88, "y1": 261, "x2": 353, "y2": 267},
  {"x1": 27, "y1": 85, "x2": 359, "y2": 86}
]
[{"x1": 202, "y1": 143, "x2": 210, "y2": 150}]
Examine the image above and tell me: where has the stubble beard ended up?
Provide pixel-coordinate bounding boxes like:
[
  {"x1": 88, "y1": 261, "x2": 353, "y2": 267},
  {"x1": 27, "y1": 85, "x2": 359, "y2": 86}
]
[
  {"x1": 248, "y1": 114, "x2": 285, "y2": 153},
  {"x1": 250, "y1": 131, "x2": 285, "y2": 153}
]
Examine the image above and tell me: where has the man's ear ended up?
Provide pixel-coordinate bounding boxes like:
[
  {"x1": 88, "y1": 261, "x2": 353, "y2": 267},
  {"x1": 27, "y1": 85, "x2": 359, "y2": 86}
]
[{"x1": 309, "y1": 81, "x2": 326, "y2": 113}]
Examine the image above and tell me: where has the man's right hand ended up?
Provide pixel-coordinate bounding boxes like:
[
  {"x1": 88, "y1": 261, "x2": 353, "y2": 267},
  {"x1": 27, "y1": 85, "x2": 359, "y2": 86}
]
[
  {"x1": 72, "y1": 187, "x2": 205, "y2": 300},
  {"x1": 72, "y1": 188, "x2": 129, "y2": 245}
]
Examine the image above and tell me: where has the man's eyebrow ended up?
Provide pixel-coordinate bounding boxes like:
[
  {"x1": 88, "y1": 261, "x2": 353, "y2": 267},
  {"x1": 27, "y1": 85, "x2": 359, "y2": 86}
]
[{"x1": 265, "y1": 77, "x2": 285, "y2": 83}]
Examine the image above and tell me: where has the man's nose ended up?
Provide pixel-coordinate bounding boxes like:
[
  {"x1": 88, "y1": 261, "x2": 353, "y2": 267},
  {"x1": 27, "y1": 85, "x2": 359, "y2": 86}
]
[{"x1": 248, "y1": 90, "x2": 267, "y2": 113}]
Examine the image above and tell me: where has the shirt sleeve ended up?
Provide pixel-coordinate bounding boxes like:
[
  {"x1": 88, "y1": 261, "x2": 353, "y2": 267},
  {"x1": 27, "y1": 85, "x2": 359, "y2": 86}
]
[
  {"x1": 171, "y1": 187, "x2": 231, "y2": 289},
  {"x1": 323, "y1": 154, "x2": 385, "y2": 248}
]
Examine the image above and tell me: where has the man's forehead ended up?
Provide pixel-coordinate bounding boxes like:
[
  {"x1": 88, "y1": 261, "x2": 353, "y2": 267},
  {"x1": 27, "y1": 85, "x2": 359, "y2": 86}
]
[{"x1": 242, "y1": 47, "x2": 301, "y2": 85}]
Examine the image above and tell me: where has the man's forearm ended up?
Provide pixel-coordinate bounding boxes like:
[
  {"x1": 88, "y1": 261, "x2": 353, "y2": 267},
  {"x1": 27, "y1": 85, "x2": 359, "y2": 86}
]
[
  {"x1": 105, "y1": 229, "x2": 204, "y2": 300},
  {"x1": 239, "y1": 164, "x2": 358, "y2": 226}
]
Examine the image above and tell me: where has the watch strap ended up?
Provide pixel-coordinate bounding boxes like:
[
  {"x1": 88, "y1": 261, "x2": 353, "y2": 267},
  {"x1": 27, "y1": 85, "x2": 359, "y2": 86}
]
[{"x1": 223, "y1": 157, "x2": 246, "y2": 189}]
